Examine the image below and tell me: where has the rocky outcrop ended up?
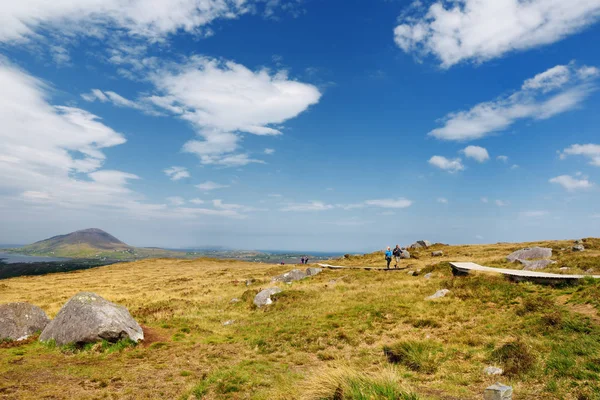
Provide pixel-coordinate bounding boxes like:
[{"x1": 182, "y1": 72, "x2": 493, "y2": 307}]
[
  {"x1": 39, "y1": 292, "x2": 143, "y2": 346},
  {"x1": 305, "y1": 267, "x2": 323, "y2": 276},
  {"x1": 409, "y1": 240, "x2": 432, "y2": 249},
  {"x1": 573, "y1": 244, "x2": 585, "y2": 252},
  {"x1": 400, "y1": 250, "x2": 411, "y2": 259},
  {"x1": 253, "y1": 287, "x2": 282, "y2": 307},
  {"x1": 272, "y1": 269, "x2": 307, "y2": 283},
  {"x1": 431, "y1": 251, "x2": 443, "y2": 257},
  {"x1": 518, "y1": 259, "x2": 556, "y2": 271},
  {"x1": 506, "y1": 247, "x2": 552, "y2": 262},
  {"x1": 0, "y1": 302, "x2": 50, "y2": 341}
]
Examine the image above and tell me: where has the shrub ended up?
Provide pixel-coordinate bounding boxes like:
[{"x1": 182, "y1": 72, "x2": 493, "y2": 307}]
[
  {"x1": 491, "y1": 339, "x2": 536, "y2": 377},
  {"x1": 383, "y1": 341, "x2": 443, "y2": 374},
  {"x1": 517, "y1": 296, "x2": 555, "y2": 316}
]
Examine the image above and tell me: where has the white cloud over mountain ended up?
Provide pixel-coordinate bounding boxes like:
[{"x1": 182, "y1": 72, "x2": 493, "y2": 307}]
[
  {"x1": 394, "y1": 0, "x2": 600, "y2": 67},
  {"x1": 429, "y1": 63, "x2": 599, "y2": 141}
]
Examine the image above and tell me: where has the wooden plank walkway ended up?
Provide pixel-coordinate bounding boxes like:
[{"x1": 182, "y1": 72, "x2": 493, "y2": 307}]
[{"x1": 450, "y1": 262, "x2": 600, "y2": 283}]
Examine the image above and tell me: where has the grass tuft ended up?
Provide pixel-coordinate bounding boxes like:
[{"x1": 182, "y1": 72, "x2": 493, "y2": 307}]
[
  {"x1": 383, "y1": 340, "x2": 443, "y2": 374},
  {"x1": 491, "y1": 339, "x2": 536, "y2": 377}
]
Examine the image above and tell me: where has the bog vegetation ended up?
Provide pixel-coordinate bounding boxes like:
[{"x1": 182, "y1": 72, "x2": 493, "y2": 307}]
[{"x1": 1, "y1": 238, "x2": 600, "y2": 399}]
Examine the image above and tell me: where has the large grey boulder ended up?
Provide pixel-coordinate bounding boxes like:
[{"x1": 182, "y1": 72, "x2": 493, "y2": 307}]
[
  {"x1": 573, "y1": 244, "x2": 585, "y2": 252},
  {"x1": 272, "y1": 269, "x2": 307, "y2": 283},
  {"x1": 254, "y1": 287, "x2": 282, "y2": 307},
  {"x1": 506, "y1": 247, "x2": 552, "y2": 262},
  {"x1": 409, "y1": 240, "x2": 431, "y2": 249},
  {"x1": 431, "y1": 251, "x2": 443, "y2": 257},
  {"x1": 484, "y1": 382, "x2": 512, "y2": 400},
  {"x1": 39, "y1": 292, "x2": 143, "y2": 346},
  {"x1": 305, "y1": 267, "x2": 322, "y2": 276},
  {"x1": 518, "y1": 259, "x2": 556, "y2": 271},
  {"x1": 400, "y1": 250, "x2": 411, "y2": 259},
  {"x1": 0, "y1": 303, "x2": 50, "y2": 341}
]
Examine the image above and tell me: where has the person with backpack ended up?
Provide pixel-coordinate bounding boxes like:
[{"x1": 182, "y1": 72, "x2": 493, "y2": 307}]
[
  {"x1": 392, "y1": 244, "x2": 402, "y2": 269},
  {"x1": 385, "y1": 246, "x2": 392, "y2": 269}
]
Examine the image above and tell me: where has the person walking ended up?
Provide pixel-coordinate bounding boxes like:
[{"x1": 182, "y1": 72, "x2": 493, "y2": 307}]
[
  {"x1": 300, "y1": 256, "x2": 305, "y2": 265},
  {"x1": 385, "y1": 246, "x2": 392, "y2": 269},
  {"x1": 305, "y1": 256, "x2": 309, "y2": 264},
  {"x1": 392, "y1": 244, "x2": 402, "y2": 269}
]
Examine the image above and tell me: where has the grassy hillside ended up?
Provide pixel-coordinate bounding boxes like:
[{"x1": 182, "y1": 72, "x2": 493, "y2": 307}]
[{"x1": 1, "y1": 239, "x2": 600, "y2": 399}]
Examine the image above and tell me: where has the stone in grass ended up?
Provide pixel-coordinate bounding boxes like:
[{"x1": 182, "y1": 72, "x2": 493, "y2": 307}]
[
  {"x1": 483, "y1": 366, "x2": 504, "y2": 376},
  {"x1": 424, "y1": 273, "x2": 433, "y2": 279},
  {"x1": 573, "y1": 244, "x2": 585, "y2": 252},
  {"x1": 271, "y1": 269, "x2": 307, "y2": 283},
  {"x1": 506, "y1": 247, "x2": 552, "y2": 262},
  {"x1": 400, "y1": 250, "x2": 411, "y2": 259},
  {"x1": 253, "y1": 287, "x2": 282, "y2": 308},
  {"x1": 305, "y1": 267, "x2": 323, "y2": 276},
  {"x1": 484, "y1": 382, "x2": 512, "y2": 400},
  {"x1": 431, "y1": 251, "x2": 443, "y2": 257},
  {"x1": 406, "y1": 271, "x2": 415, "y2": 276},
  {"x1": 0, "y1": 302, "x2": 50, "y2": 341},
  {"x1": 230, "y1": 298, "x2": 241, "y2": 304},
  {"x1": 519, "y1": 259, "x2": 556, "y2": 271},
  {"x1": 39, "y1": 292, "x2": 143, "y2": 346},
  {"x1": 222, "y1": 320, "x2": 235, "y2": 326},
  {"x1": 425, "y1": 289, "x2": 450, "y2": 300}
]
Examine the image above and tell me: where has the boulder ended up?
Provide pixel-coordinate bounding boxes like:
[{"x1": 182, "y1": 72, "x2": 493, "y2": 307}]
[
  {"x1": 431, "y1": 251, "x2": 443, "y2": 257},
  {"x1": 272, "y1": 269, "x2": 307, "y2": 283},
  {"x1": 483, "y1": 366, "x2": 504, "y2": 376},
  {"x1": 0, "y1": 302, "x2": 50, "y2": 341},
  {"x1": 424, "y1": 273, "x2": 433, "y2": 279},
  {"x1": 305, "y1": 267, "x2": 323, "y2": 276},
  {"x1": 484, "y1": 382, "x2": 512, "y2": 400},
  {"x1": 506, "y1": 247, "x2": 552, "y2": 262},
  {"x1": 39, "y1": 292, "x2": 143, "y2": 346},
  {"x1": 426, "y1": 289, "x2": 450, "y2": 300},
  {"x1": 417, "y1": 240, "x2": 432, "y2": 248},
  {"x1": 400, "y1": 250, "x2": 411, "y2": 259},
  {"x1": 573, "y1": 244, "x2": 585, "y2": 252},
  {"x1": 575, "y1": 239, "x2": 583, "y2": 245},
  {"x1": 518, "y1": 259, "x2": 556, "y2": 271},
  {"x1": 253, "y1": 287, "x2": 282, "y2": 307},
  {"x1": 245, "y1": 279, "x2": 255, "y2": 286}
]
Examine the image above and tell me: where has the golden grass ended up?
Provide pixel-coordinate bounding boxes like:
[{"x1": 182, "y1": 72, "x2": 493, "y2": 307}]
[{"x1": 0, "y1": 239, "x2": 599, "y2": 399}]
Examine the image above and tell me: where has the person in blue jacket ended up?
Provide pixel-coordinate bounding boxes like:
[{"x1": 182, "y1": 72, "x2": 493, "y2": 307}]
[{"x1": 385, "y1": 246, "x2": 393, "y2": 269}]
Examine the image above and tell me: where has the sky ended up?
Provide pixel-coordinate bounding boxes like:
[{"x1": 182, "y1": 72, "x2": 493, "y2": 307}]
[{"x1": 0, "y1": 0, "x2": 600, "y2": 252}]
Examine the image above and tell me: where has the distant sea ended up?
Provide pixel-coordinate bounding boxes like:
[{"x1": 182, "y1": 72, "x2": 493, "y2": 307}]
[{"x1": 0, "y1": 253, "x2": 71, "y2": 264}]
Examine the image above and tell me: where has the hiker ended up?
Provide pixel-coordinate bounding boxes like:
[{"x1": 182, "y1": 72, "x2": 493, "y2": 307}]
[
  {"x1": 300, "y1": 256, "x2": 305, "y2": 264},
  {"x1": 385, "y1": 246, "x2": 392, "y2": 269},
  {"x1": 393, "y1": 244, "x2": 402, "y2": 269}
]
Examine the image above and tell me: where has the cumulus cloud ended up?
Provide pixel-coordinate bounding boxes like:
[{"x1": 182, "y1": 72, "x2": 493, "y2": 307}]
[
  {"x1": 428, "y1": 155, "x2": 465, "y2": 173},
  {"x1": 549, "y1": 174, "x2": 594, "y2": 191},
  {"x1": 145, "y1": 56, "x2": 321, "y2": 166},
  {"x1": 497, "y1": 155, "x2": 509, "y2": 162},
  {"x1": 189, "y1": 198, "x2": 204, "y2": 205},
  {"x1": 462, "y1": 145, "x2": 490, "y2": 162},
  {"x1": 196, "y1": 181, "x2": 229, "y2": 191},
  {"x1": 164, "y1": 166, "x2": 190, "y2": 181},
  {"x1": 394, "y1": 0, "x2": 600, "y2": 67},
  {"x1": 560, "y1": 143, "x2": 600, "y2": 166},
  {"x1": 0, "y1": 0, "x2": 255, "y2": 43},
  {"x1": 429, "y1": 63, "x2": 599, "y2": 141},
  {"x1": 364, "y1": 198, "x2": 413, "y2": 209},
  {"x1": 264, "y1": 148, "x2": 275, "y2": 155}
]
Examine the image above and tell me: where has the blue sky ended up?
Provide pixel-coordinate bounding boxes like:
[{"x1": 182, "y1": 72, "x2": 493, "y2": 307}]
[{"x1": 1, "y1": 0, "x2": 599, "y2": 252}]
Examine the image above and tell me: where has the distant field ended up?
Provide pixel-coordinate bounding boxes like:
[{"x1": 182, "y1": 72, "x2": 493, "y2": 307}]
[{"x1": 1, "y1": 239, "x2": 600, "y2": 399}]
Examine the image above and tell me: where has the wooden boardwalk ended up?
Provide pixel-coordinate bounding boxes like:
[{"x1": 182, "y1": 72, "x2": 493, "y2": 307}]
[{"x1": 450, "y1": 262, "x2": 600, "y2": 283}]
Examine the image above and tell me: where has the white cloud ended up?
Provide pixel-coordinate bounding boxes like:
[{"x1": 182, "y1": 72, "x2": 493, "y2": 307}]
[
  {"x1": 189, "y1": 198, "x2": 204, "y2": 205},
  {"x1": 394, "y1": 0, "x2": 600, "y2": 67},
  {"x1": 549, "y1": 174, "x2": 594, "y2": 191},
  {"x1": 520, "y1": 210, "x2": 549, "y2": 217},
  {"x1": 560, "y1": 143, "x2": 600, "y2": 166},
  {"x1": 429, "y1": 63, "x2": 598, "y2": 141},
  {"x1": 0, "y1": 0, "x2": 254, "y2": 43},
  {"x1": 437, "y1": 197, "x2": 448, "y2": 204},
  {"x1": 167, "y1": 196, "x2": 185, "y2": 206},
  {"x1": 164, "y1": 166, "x2": 190, "y2": 181},
  {"x1": 497, "y1": 155, "x2": 509, "y2": 162},
  {"x1": 511, "y1": 164, "x2": 520, "y2": 170},
  {"x1": 145, "y1": 57, "x2": 321, "y2": 167},
  {"x1": 462, "y1": 145, "x2": 489, "y2": 162},
  {"x1": 281, "y1": 201, "x2": 334, "y2": 212},
  {"x1": 495, "y1": 200, "x2": 509, "y2": 207},
  {"x1": 428, "y1": 155, "x2": 465, "y2": 173},
  {"x1": 264, "y1": 148, "x2": 275, "y2": 155},
  {"x1": 196, "y1": 181, "x2": 229, "y2": 191},
  {"x1": 364, "y1": 198, "x2": 413, "y2": 209},
  {"x1": 481, "y1": 197, "x2": 489, "y2": 203},
  {"x1": 81, "y1": 89, "x2": 161, "y2": 115},
  {"x1": 212, "y1": 199, "x2": 263, "y2": 212}
]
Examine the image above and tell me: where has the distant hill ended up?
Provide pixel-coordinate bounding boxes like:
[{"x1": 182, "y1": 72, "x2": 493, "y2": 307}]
[{"x1": 27, "y1": 228, "x2": 130, "y2": 252}]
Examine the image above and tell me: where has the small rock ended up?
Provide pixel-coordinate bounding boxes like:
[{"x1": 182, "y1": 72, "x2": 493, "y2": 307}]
[
  {"x1": 431, "y1": 251, "x2": 443, "y2": 257},
  {"x1": 586, "y1": 268, "x2": 595, "y2": 274},
  {"x1": 506, "y1": 247, "x2": 552, "y2": 262},
  {"x1": 222, "y1": 320, "x2": 235, "y2": 326},
  {"x1": 272, "y1": 269, "x2": 307, "y2": 283},
  {"x1": 245, "y1": 279, "x2": 255, "y2": 286},
  {"x1": 559, "y1": 267, "x2": 570, "y2": 271},
  {"x1": 305, "y1": 267, "x2": 323, "y2": 276},
  {"x1": 484, "y1": 382, "x2": 512, "y2": 400},
  {"x1": 253, "y1": 287, "x2": 282, "y2": 307},
  {"x1": 483, "y1": 366, "x2": 504, "y2": 376},
  {"x1": 426, "y1": 289, "x2": 450, "y2": 300},
  {"x1": 0, "y1": 302, "x2": 50, "y2": 341},
  {"x1": 39, "y1": 292, "x2": 143, "y2": 346},
  {"x1": 230, "y1": 298, "x2": 241, "y2": 304},
  {"x1": 406, "y1": 271, "x2": 415, "y2": 276},
  {"x1": 424, "y1": 273, "x2": 433, "y2": 279},
  {"x1": 573, "y1": 244, "x2": 585, "y2": 252}
]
